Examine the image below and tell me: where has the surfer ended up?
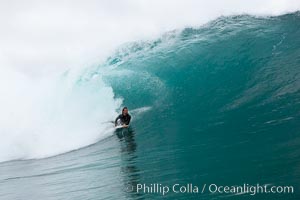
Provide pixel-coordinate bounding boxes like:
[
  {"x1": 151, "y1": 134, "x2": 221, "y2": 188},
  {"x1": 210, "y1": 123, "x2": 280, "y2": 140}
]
[{"x1": 115, "y1": 107, "x2": 131, "y2": 127}]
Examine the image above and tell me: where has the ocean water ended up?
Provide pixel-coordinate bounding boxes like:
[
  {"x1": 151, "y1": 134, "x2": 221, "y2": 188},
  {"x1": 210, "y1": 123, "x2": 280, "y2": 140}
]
[{"x1": 1, "y1": 12, "x2": 300, "y2": 200}]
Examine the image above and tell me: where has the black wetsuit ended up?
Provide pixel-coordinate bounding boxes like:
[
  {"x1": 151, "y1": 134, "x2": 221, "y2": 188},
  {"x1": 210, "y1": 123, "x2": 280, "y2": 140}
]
[{"x1": 115, "y1": 114, "x2": 131, "y2": 126}]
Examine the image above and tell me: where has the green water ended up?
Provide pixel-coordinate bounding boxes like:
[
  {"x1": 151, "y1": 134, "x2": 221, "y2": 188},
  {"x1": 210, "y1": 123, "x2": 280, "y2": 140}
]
[{"x1": 1, "y1": 12, "x2": 300, "y2": 200}]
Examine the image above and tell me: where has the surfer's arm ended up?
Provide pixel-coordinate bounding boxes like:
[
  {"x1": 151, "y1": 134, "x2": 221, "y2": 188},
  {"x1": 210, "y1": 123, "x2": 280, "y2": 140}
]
[{"x1": 114, "y1": 115, "x2": 120, "y2": 126}]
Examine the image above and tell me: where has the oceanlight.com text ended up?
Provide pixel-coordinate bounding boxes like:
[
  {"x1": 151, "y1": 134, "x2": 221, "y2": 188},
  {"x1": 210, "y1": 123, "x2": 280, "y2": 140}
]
[{"x1": 125, "y1": 183, "x2": 294, "y2": 196}]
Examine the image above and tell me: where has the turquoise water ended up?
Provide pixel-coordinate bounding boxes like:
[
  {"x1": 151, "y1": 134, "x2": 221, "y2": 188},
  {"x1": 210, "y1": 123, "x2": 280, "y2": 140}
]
[{"x1": 1, "y1": 12, "x2": 300, "y2": 199}]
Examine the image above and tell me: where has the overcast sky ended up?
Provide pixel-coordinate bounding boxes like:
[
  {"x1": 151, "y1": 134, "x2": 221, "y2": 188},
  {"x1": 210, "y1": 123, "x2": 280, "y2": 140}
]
[{"x1": 0, "y1": 0, "x2": 300, "y2": 76}]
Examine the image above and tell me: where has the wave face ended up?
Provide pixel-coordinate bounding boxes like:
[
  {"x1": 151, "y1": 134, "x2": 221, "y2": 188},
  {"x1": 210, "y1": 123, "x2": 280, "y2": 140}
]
[
  {"x1": 104, "y1": 12, "x2": 300, "y2": 132},
  {"x1": 1, "y1": 12, "x2": 300, "y2": 164}
]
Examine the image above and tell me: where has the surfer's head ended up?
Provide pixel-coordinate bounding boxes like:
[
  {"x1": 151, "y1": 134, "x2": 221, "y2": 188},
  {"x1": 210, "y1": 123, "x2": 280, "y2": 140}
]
[{"x1": 122, "y1": 107, "x2": 128, "y2": 116}]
